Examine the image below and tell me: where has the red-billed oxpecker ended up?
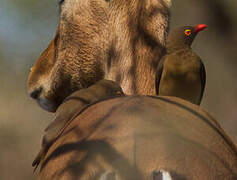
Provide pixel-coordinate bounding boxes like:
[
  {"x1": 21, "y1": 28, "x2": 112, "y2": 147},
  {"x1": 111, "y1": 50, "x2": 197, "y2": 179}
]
[{"x1": 156, "y1": 24, "x2": 207, "y2": 105}]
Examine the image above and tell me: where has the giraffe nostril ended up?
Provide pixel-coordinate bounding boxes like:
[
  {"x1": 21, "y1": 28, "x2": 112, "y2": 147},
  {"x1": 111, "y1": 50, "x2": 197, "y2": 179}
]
[{"x1": 29, "y1": 87, "x2": 42, "y2": 99}]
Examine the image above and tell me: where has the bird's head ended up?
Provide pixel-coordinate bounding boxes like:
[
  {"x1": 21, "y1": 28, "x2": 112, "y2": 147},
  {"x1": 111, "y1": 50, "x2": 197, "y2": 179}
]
[{"x1": 167, "y1": 24, "x2": 207, "y2": 53}]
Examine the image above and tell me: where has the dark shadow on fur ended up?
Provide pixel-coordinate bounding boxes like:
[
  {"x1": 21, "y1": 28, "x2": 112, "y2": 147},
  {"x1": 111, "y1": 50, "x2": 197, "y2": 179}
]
[
  {"x1": 126, "y1": 2, "x2": 169, "y2": 94},
  {"x1": 106, "y1": 41, "x2": 122, "y2": 85},
  {"x1": 42, "y1": 140, "x2": 144, "y2": 179}
]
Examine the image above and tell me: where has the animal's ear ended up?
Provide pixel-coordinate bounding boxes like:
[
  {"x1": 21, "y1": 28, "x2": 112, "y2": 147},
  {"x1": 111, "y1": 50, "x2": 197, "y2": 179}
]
[{"x1": 140, "y1": 0, "x2": 171, "y2": 47}]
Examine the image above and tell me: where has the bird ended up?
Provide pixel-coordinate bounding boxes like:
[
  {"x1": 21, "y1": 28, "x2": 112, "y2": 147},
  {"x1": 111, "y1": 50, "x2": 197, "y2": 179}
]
[
  {"x1": 156, "y1": 24, "x2": 207, "y2": 105},
  {"x1": 32, "y1": 79, "x2": 124, "y2": 170}
]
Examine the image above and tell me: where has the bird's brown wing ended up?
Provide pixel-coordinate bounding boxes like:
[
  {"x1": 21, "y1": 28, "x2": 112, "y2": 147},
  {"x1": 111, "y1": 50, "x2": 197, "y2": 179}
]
[
  {"x1": 155, "y1": 56, "x2": 166, "y2": 95},
  {"x1": 198, "y1": 61, "x2": 206, "y2": 104}
]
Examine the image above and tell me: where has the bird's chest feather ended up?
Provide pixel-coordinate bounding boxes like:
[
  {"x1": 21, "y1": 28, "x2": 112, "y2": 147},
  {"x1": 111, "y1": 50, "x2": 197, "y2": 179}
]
[
  {"x1": 160, "y1": 56, "x2": 202, "y2": 104},
  {"x1": 163, "y1": 53, "x2": 201, "y2": 84}
]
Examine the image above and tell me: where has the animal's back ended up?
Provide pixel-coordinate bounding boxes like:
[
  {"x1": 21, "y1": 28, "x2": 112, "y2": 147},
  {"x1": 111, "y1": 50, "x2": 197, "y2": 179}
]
[{"x1": 38, "y1": 96, "x2": 237, "y2": 180}]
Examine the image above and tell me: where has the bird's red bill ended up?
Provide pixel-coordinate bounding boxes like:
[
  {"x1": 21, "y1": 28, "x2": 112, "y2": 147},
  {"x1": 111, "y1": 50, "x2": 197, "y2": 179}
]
[{"x1": 194, "y1": 24, "x2": 207, "y2": 33}]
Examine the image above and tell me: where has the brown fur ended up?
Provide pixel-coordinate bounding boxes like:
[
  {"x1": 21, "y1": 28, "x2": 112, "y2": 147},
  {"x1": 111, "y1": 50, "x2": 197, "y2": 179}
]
[
  {"x1": 37, "y1": 96, "x2": 237, "y2": 179},
  {"x1": 27, "y1": 0, "x2": 171, "y2": 112}
]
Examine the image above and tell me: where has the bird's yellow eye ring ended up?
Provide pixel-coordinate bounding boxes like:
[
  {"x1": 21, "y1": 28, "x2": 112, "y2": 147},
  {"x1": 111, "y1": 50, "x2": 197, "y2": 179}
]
[{"x1": 184, "y1": 29, "x2": 191, "y2": 36}]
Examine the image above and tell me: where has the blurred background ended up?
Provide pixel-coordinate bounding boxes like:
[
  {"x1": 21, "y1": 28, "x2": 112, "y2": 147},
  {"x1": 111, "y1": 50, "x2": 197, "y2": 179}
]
[{"x1": 0, "y1": 0, "x2": 236, "y2": 179}]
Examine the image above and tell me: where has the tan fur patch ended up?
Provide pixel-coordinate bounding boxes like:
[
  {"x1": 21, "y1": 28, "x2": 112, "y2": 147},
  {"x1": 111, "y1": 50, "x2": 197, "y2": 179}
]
[{"x1": 28, "y1": 0, "x2": 170, "y2": 111}]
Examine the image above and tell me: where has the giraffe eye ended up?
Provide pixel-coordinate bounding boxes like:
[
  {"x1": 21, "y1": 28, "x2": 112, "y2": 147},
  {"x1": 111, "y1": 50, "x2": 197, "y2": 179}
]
[
  {"x1": 59, "y1": 0, "x2": 64, "y2": 5},
  {"x1": 184, "y1": 29, "x2": 192, "y2": 36}
]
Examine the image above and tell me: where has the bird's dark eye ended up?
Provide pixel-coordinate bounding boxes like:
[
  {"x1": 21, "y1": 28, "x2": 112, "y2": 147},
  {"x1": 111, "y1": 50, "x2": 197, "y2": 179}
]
[{"x1": 184, "y1": 29, "x2": 191, "y2": 36}]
